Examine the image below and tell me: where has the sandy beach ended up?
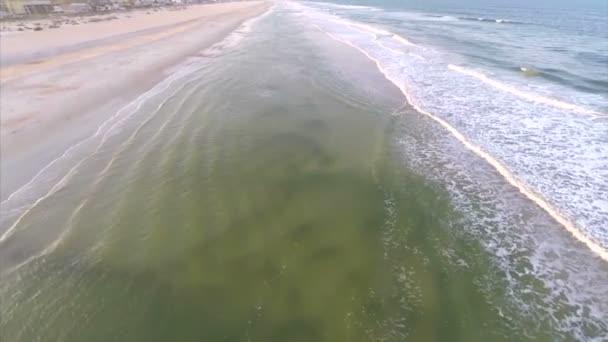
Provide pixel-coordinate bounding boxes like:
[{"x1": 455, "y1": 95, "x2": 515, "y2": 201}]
[
  {"x1": 1, "y1": 1, "x2": 607, "y2": 340},
  {"x1": 0, "y1": 1, "x2": 270, "y2": 199}
]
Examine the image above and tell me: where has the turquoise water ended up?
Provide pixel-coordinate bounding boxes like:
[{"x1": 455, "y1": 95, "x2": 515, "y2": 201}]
[{"x1": 1, "y1": 3, "x2": 607, "y2": 341}]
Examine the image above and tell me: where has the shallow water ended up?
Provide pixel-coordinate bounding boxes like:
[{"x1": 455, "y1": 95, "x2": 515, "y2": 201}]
[{"x1": 1, "y1": 4, "x2": 607, "y2": 341}]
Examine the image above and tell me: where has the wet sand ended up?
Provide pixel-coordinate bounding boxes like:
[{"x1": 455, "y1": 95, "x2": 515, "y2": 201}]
[
  {"x1": 1, "y1": 3, "x2": 607, "y2": 341},
  {"x1": 0, "y1": 1, "x2": 271, "y2": 200}
]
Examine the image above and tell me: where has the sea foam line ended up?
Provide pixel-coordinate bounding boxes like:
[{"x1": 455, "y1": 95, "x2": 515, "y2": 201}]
[
  {"x1": 448, "y1": 64, "x2": 606, "y2": 116},
  {"x1": 304, "y1": 0, "x2": 603, "y2": 118},
  {"x1": 328, "y1": 16, "x2": 417, "y2": 48},
  {"x1": 87, "y1": 75, "x2": 204, "y2": 193},
  {"x1": 349, "y1": 22, "x2": 416, "y2": 46},
  {"x1": 0, "y1": 65, "x2": 208, "y2": 275},
  {"x1": 0, "y1": 72, "x2": 192, "y2": 244},
  {"x1": 0, "y1": 6, "x2": 274, "y2": 241},
  {"x1": 122, "y1": 80, "x2": 207, "y2": 179},
  {"x1": 0, "y1": 80, "x2": 201, "y2": 273},
  {"x1": 0, "y1": 66, "x2": 193, "y2": 208},
  {"x1": 0, "y1": 67, "x2": 191, "y2": 242},
  {"x1": 0, "y1": 4, "x2": 274, "y2": 209},
  {"x1": 1, "y1": 199, "x2": 88, "y2": 276},
  {"x1": 313, "y1": 24, "x2": 608, "y2": 262},
  {"x1": 0, "y1": 9, "x2": 274, "y2": 271}
]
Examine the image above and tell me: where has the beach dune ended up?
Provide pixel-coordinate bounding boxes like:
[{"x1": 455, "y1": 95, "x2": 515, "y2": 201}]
[{"x1": 0, "y1": 1, "x2": 270, "y2": 200}]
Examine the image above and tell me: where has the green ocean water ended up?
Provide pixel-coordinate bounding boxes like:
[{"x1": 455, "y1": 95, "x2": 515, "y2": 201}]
[{"x1": 1, "y1": 7, "x2": 605, "y2": 342}]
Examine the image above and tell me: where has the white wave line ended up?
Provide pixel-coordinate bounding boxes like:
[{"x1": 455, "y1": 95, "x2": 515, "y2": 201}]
[
  {"x1": 88, "y1": 74, "x2": 207, "y2": 196},
  {"x1": 0, "y1": 10, "x2": 267, "y2": 257},
  {"x1": 58, "y1": 80, "x2": 207, "y2": 268},
  {"x1": 408, "y1": 53, "x2": 425, "y2": 60},
  {"x1": 348, "y1": 21, "x2": 416, "y2": 47},
  {"x1": 374, "y1": 40, "x2": 404, "y2": 55},
  {"x1": 0, "y1": 5, "x2": 269, "y2": 208},
  {"x1": 1, "y1": 199, "x2": 89, "y2": 276},
  {"x1": 448, "y1": 64, "x2": 606, "y2": 116},
  {"x1": 0, "y1": 68, "x2": 198, "y2": 244},
  {"x1": 35, "y1": 85, "x2": 195, "y2": 261},
  {"x1": 307, "y1": 2, "x2": 600, "y2": 118},
  {"x1": 93, "y1": 86, "x2": 191, "y2": 186},
  {"x1": 155, "y1": 102, "x2": 202, "y2": 172},
  {"x1": 69, "y1": 97, "x2": 197, "y2": 255},
  {"x1": 374, "y1": 40, "x2": 426, "y2": 63},
  {"x1": 127, "y1": 84, "x2": 204, "y2": 175},
  {"x1": 0, "y1": 69, "x2": 191, "y2": 207},
  {"x1": 314, "y1": 24, "x2": 608, "y2": 262}
]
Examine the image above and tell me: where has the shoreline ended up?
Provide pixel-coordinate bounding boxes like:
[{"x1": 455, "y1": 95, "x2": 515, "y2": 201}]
[
  {"x1": 0, "y1": 1, "x2": 271, "y2": 201},
  {"x1": 1, "y1": 2, "x2": 607, "y2": 340},
  {"x1": 0, "y1": 2, "x2": 269, "y2": 70},
  {"x1": 303, "y1": 3, "x2": 608, "y2": 262}
]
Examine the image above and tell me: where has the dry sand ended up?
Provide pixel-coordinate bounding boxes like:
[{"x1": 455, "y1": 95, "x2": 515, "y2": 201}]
[
  {"x1": 0, "y1": 5, "x2": 258, "y2": 66},
  {"x1": 0, "y1": 1, "x2": 271, "y2": 199}
]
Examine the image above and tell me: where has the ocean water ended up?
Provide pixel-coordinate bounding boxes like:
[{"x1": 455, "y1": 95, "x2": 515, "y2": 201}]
[
  {"x1": 299, "y1": 0, "x2": 608, "y2": 251},
  {"x1": 1, "y1": 2, "x2": 607, "y2": 341}
]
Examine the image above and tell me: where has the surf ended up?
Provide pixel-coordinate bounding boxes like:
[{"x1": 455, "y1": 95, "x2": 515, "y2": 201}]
[
  {"x1": 292, "y1": 1, "x2": 608, "y2": 262},
  {"x1": 0, "y1": 12, "x2": 271, "y2": 267},
  {"x1": 449, "y1": 64, "x2": 606, "y2": 116}
]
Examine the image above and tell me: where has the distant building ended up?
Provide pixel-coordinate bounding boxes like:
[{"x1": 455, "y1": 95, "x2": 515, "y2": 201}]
[
  {"x1": 63, "y1": 2, "x2": 90, "y2": 12},
  {"x1": 0, "y1": 0, "x2": 53, "y2": 14},
  {"x1": 87, "y1": 0, "x2": 131, "y2": 11},
  {"x1": 23, "y1": 0, "x2": 52, "y2": 14},
  {"x1": 1, "y1": 0, "x2": 26, "y2": 15}
]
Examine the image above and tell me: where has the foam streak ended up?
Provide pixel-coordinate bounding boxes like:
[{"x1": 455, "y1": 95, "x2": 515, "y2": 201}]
[
  {"x1": 449, "y1": 64, "x2": 606, "y2": 116},
  {"x1": 314, "y1": 24, "x2": 608, "y2": 262}
]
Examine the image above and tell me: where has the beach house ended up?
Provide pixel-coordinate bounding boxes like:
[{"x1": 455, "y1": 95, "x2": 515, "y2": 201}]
[
  {"x1": 1, "y1": 0, "x2": 26, "y2": 14},
  {"x1": 0, "y1": 0, "x2": 52, "y2": 14}
]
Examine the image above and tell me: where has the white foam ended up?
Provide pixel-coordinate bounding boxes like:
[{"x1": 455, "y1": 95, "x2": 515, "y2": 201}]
[
  {"x1": 240, "y1": 4, "x2": 275, "y2": 32},
  {"x1": 449, "y1": 64, "x2": 606, "y2": 116},
  {"x1": 1, "y1": 199, "x2": 88, "y2": 275},
  {"x1": 0, "y1": 13, "x2": 268, "y2": 244},
  {"x1": 203, "y1": 5, "x2": 274, "y2": 57},
  {"x1": 0, "y1": 71, "x2": 192, "y2": 244},
  {"x1": 312, "y1": 22, "x2": 608, "y2": 262},
  {"x1": 4, "y1": 74, "x2": 210, "y2": 272},
  {"x1": 0, "y1": 66, "x2": 193, "y2": 215},
  {"x1": 347, "y1": 21, "x2": 416, "y2": 46},
  {"x1": 307, "y1": 2, "x2": 380, "y2": 11},
  {"x1": 396, "y1": 133, "x2": 608, "y2": 339},
  {"x1": 293, "y1": 1, "x2": 608, "y2": 335}
]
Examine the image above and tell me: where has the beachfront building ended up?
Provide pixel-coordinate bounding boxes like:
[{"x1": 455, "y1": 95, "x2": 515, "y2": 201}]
[
  {"x1": 86, "y1": 0, "x2": 132, "y2": 11},
  {"x1": 1, "y1": 0, "x2": 26, "y2": 14},
  {"x1": 1, "y1": 0, "x2": 52, "y2": 14},
  {"x1": 23, "y1": 0, "x2": 52, "y2": 14}
]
